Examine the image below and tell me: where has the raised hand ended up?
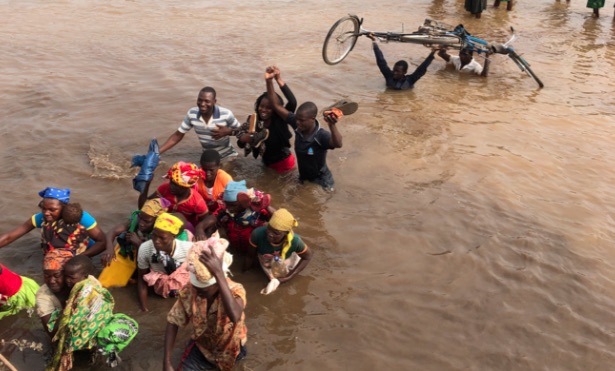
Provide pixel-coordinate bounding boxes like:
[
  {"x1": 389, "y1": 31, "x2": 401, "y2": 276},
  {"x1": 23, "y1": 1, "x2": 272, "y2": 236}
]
[
  {"x1": 323, "y1": 111, "x2": 339, "y2": 125},
  {"x1": 264, "y1": 66, "x2": 276, "y2": 80}
]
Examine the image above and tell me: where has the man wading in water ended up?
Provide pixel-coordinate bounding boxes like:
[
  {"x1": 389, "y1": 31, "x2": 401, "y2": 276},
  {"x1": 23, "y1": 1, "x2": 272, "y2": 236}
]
[{"x1": 367, "y1": 33, "x2": 437, "y2": 90}]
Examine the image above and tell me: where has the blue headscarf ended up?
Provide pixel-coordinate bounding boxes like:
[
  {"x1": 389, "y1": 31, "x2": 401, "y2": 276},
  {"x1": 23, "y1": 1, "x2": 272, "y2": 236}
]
[
  {"x1": 38, "y1": 187, "x2": 71, "y2": 204},
  {"x1": 223, "y1": 180, "x2": 248, "y2": 202}
]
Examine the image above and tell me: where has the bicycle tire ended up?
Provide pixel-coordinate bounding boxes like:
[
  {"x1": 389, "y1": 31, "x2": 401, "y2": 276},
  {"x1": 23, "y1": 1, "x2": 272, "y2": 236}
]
[
  {"x1": 322, "y1": 15, "x2": 360, "y2": 65},
  {"x1": 508, "y1": 51, "x2": 544, "y2": 88},
  {"x1": 399, "y1": 33, "x2": 461, "y2": 47}
]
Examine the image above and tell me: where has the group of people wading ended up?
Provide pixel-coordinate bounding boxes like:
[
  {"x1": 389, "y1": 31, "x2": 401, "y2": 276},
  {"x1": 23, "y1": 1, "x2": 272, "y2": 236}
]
[{"x1": 0, "y1": 67, "x2": 358, "y2": 370}]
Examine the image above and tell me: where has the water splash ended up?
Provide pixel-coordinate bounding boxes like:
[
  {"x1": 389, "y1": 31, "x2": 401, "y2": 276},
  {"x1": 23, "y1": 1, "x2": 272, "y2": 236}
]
[{"x1": 87, "y1": 138, "x2": 136, "y2": 179}]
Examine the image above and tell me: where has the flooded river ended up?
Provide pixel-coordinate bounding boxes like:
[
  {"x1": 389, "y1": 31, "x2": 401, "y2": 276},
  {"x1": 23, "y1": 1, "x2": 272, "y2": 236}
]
[{"x1": 1, "y1": 0, "x2": 615, "y2": 370}]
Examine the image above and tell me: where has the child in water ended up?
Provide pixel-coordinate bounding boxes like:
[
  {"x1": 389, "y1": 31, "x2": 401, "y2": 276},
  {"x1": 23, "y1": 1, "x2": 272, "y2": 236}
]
[{"x1": 63, "y1": 255, "x2": 97, "y2": 289}]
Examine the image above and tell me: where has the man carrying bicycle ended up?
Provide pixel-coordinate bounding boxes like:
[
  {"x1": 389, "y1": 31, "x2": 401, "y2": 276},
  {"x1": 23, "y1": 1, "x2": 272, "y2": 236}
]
[{"x1": 367, "y1": 33, "x2": 437, "y2": 90}]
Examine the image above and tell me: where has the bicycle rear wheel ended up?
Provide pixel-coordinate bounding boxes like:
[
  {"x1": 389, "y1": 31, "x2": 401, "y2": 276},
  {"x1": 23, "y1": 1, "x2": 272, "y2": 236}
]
[
  {"x1": 508, "y1": 51, "x2": 544, "y2": 88},
  {"x1": 323, "y1": 15, "x2": 360, "y2": 65}
]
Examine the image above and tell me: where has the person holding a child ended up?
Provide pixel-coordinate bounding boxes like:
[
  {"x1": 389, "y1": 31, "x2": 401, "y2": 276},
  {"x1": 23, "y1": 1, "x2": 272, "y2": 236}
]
[{"x1": 0, "y1": 187, "x2": 108, "y2": 261}]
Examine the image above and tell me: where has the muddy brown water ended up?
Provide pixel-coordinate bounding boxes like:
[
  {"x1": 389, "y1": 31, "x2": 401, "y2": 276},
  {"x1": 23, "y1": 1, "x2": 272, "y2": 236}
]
[{"x1": 1, "y1": 0, "x2": 615, "y2": 370}]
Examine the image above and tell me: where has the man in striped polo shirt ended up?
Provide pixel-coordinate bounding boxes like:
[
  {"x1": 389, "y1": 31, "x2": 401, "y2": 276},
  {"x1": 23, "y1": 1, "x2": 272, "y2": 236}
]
[{"x1": 160, "y1": 87, "x2": 241, "y2": 159}]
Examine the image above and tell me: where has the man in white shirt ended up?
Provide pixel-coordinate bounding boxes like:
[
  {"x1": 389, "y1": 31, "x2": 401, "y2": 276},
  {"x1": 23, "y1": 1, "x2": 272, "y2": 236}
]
[
  {"x1": 159, "y1": 86, "x2": 241, "y2": 159},
  {"x1": 437, "y1": 47, "x2": 490, "y2": 77}
]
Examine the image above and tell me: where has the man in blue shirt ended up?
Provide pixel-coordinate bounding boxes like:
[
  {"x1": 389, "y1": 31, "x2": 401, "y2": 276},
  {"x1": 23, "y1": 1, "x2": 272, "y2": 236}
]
[
  {"x1": 265, "y1": 68, "x2": 343, "y2": 191},
  {"x1": 368, "y1": 33, "x2": 437, "y2": 90}
]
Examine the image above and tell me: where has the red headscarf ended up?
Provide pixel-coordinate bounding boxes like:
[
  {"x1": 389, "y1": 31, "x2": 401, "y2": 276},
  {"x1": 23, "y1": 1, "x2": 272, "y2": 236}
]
[
  {"x1": 164, "y1": 162, "x2": 200, "y2": 188},
  {"x1": 0, "y1": 264, "x2": 22, "y2": 297}
]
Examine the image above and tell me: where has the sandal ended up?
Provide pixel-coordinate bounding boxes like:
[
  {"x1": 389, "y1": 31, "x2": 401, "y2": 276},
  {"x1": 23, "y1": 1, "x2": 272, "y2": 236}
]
[{"x1": 323, "y1": 99, "x2": 359, "y2": 117}]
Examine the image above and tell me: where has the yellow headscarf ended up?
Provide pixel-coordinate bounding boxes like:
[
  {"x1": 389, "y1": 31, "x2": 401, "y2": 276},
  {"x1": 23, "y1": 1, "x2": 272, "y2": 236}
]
[
  {"x1": 154, "y1": 213, "x2": 183, "y2": 235},
  {"x1": 140, "y1": 198, "x2": 166, "y2": 217},
  {"x1": 269, "y1": 208, "x2": 298, "y2": 232},
  {"x1": 269, "y1": 209, "x2": 298, "y2": 260}
]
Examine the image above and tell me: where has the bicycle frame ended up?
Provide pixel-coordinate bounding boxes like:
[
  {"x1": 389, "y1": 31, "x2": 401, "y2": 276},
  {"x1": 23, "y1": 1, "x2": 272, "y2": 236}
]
[{"x1": 367, "y1": 22, "x2": 511, "y2": 58}]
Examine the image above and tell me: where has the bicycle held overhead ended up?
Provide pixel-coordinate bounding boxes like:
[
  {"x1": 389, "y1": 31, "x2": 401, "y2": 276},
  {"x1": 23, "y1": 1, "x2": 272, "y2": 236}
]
[{"x1": 322, "y1": 15, "x2": 543, "y2": 89}]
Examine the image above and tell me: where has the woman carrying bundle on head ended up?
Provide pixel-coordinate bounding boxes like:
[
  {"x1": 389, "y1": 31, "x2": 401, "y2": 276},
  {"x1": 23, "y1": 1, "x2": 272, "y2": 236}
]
[
  {"x1": 196, "y1": 180, "x2": 274, "y2": 271},
  {"x1": 164, "y1": 235, "x2": 247, "y2": 371}
]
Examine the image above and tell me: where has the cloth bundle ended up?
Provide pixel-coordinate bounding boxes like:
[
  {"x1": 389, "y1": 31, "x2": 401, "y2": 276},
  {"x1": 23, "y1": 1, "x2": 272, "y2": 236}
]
[
  {"x1": 257, "y1": 252, "x2": 301, "y2": 295},
  {"x1": 96, "y1": 314, "x2": 139, "y2": 367},
  {"x1": 142, "y1": 262, "x2": 190, "y2": 298},
  {"x1": 47, "y1": 277, "x2": 137, "y2": 371},
  {"x1": 132, "y1": 139, "x2": 160, "y2": 193},
  {"x1": 187, "y1": 234, "x2": 233, "y2": 287}
]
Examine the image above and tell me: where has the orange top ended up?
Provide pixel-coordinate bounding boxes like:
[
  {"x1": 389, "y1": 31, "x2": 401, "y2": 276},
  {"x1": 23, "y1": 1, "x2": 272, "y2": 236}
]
[{"x1": 196, "y1": 169, "x2": 233, "y2": 203}]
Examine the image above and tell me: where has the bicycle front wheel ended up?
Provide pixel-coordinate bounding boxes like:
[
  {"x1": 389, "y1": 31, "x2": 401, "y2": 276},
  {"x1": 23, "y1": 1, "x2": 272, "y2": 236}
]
[
  {"x1": 508, "y1": 51, "x2": 544, "y2": 89},
  {"x1": 323, "y1": 15, "x2": 360, "y2": 65}
]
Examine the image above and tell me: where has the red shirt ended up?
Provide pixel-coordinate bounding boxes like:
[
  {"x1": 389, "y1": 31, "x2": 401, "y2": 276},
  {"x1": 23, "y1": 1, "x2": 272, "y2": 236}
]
[
  {"x1": 156, "y1": 183, "x2": 208, "y2": 227},
  {"x1": 215, "y1": 207, "x2": 269, "y2": 254}
]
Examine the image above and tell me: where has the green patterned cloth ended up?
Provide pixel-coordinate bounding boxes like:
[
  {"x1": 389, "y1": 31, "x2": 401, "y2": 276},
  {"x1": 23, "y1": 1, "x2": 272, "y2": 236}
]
[
  {"x1": 97, "y1": 313, "x2": 139, "y2": 354},
  {"x1": 587, "y1": 0, "x2": 605, "y2": 8},
  {"x1": 46, "y1": 276, "x2": 138, "y2": 370},
  {"x1": 47, "y1": 277, "x2": 114, "y2": 371}
]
